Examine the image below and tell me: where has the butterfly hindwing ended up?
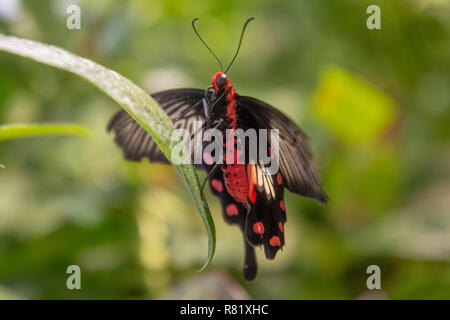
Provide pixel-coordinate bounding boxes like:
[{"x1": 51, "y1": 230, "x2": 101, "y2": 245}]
[{"x1": 246, "y1": 163, "x2": 286, "y2": 260}]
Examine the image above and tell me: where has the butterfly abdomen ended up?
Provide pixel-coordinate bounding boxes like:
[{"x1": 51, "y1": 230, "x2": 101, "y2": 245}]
[
  {"x1": 218, "y1": 82, "x2": 249, "y2": 203},
  {"x1": 223, "y1": 163, "x2": 248, "y2": 203},
  {"x1": 222, "y1": 128, "x2": 248, "y2": 203}
]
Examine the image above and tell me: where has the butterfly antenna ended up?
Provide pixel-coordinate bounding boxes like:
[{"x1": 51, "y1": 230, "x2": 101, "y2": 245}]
[
  {"x1": 225, "y1": 17, "x2": 255, "y2": 74},
  {"x1": 192, "y1": 18, "x2": 224, "y2": 72}
]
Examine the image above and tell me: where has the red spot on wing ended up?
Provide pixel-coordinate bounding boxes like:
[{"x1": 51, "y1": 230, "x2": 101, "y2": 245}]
[
  {"x1": 276, "y1": 173, "x2": 283, "y2": 185},
  {"x1": 249, "y1": 188, "x2": 256, "y2": 204},
  {"x1": 247, "y1": 165, "x2": 257, "y2": 204},
  {"x1": 203, "y1": 151, "x2": 214, "y2": 165},
  {"x1": 253, "y1": 222, "x2": 265, "y2": 235},
  {"x1": 211, "y1": 179, "x2": 223, "y2": 192},
  {"x1": 269, "y1": 236, "x2": 281, "y2": 247},
  {"x1": 279, "y1": 222, "x2": 284, "y2": 233},
  {"x1": 280, "y1": 200, "x2": 286, "y2": 212},
  {"x1": 226, "y1": 203, "x2": 239, "y2": 216}
]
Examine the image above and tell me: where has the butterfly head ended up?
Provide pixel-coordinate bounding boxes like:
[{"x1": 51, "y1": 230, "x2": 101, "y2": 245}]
[
  {"x1": 211, "y1": 72, "x2": 230, "y2": 91},
  {"x1": 192, "y1": 17, "x2": 255, "y2": 91}
]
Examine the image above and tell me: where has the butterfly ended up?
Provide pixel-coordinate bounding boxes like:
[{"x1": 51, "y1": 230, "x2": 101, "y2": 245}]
[{"x1": 108, "y1": 18, "x2": 327, "y2": 280}]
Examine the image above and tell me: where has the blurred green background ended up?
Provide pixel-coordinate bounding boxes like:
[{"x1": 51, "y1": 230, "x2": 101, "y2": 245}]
[{"x1": 0, "y1": 0, "x2": 449, "y2": 299}]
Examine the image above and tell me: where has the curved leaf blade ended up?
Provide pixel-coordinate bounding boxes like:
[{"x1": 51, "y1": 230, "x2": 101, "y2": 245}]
[{"x1": 0, "y1": 34, "x2": 215, "y2": 270}]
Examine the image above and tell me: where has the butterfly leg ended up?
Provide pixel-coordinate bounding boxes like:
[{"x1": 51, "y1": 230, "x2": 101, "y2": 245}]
[
  {"x1": 201, "y1": 163, "x2": 220, "y2": 194},
  {"x1": 203, "y1": 118, "x2": 224, "y2": 141},
  {"x1": 207, "y1": 87, "x2": 231, "y2": 116},
  {"x1": 190, "y1": 121, "x2": 208, "y2": 142},
  {"x1": 202, "y1": 98, "x2": 209, "y2": 119}
]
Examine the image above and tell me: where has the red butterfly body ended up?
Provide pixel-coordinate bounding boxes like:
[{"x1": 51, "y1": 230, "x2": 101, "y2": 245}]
[{"x1": 108, "y1": 19, "x2": 327, "y2": 280}]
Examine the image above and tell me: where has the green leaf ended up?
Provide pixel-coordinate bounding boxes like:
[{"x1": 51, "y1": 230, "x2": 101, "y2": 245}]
[
  {"x1": 313, "y1": 66, "x2": 396, "y2": 144},
  {"x1": 0, "y1": 34, "x2": 215, "y2": 270},
  {"x1": 0, "y1": 123, "x2": 91, "y2": 141}
]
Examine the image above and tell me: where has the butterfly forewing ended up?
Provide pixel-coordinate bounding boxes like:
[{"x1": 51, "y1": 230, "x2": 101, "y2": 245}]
[{"x1": 108, "y1": 89, "x2": 205, "y2": 163}]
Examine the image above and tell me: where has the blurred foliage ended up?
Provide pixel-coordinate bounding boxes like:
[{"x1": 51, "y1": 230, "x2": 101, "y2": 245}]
[
  {"x1": 0, "y1": 0, "x2": 449, "y2": 299},
  {"x1": 0, "y1": 123, "x2": 91, "y2": 141},
  {"x1": 314, "y1": 66, "x2": 396, "y2": 144}
]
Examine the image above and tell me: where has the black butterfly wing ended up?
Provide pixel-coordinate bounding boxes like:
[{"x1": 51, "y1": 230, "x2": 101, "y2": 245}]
[
  {"x1": 237, "y1": 95, "x2": 327, "y2": 203},
  {"x1": 245, "y1": 162, "x2": 286, "y2": 260},
  {"x1": 108, "y1": 88, "x2": 205, "y2": 164}
]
